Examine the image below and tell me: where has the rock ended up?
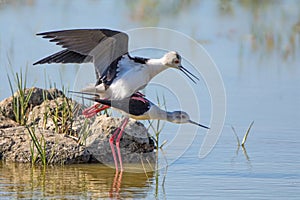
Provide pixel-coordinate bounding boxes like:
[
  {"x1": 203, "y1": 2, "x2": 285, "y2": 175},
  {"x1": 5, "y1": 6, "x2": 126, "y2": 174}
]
[
  {"x1": 0, "y1": 115, "x2": 155, "y2": 165},
  {"x1": 0, "y1": 87, "x2": 64, "y2": 121},
  {"x1": 27, "y1": 96, "x2": 83, "y2": 134},
  {"x1": 0, "y1": 87, "x2": 156, "y2": 165},
  {"x1": 0, "y1": 96, "x2": 14, "y2": 120},
  {"x1": 0, "y1": 114, "x2": 18, "y2": 129},
  {"x1": 0, "y1": 126, "x2": 93, "y2": 164},
  {"x1": 86, "y1": 115, "x2": 155, "y2": 165}
]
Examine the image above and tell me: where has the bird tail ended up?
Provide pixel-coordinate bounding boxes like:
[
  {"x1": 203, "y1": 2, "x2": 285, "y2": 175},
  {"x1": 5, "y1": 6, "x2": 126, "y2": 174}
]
[
  {"x1": 68, "y1": 90, "x2": 99, "y2": 97},
  {"x1": 80, "y1": 84, "x2": 105, "y2": 95},
  {"x1": 68, "y1": 90, "x2": 112, "y2": 107}
]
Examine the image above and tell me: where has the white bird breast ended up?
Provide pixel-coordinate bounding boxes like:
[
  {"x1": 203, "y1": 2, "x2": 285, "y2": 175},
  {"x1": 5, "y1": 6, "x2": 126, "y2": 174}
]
[{"x1": 108, "y1": 56, "x2": 150, "y2": 99}]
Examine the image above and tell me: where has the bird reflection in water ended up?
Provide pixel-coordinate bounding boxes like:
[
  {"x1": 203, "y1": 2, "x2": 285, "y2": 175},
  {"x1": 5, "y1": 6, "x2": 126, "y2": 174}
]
[{"x1": 109, "y1": 171, "x2": 123, "y2": 198}]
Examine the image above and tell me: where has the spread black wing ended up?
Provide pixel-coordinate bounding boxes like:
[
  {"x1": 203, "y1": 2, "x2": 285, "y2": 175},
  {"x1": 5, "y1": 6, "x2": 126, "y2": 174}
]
[{"x1": 34, "y1": 29, "x2": 129, "y2": 79}]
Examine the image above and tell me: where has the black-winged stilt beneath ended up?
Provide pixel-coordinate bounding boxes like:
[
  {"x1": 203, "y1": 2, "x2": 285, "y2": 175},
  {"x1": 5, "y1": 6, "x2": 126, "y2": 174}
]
[
  {"x1": 33, "y1": 29, "x2": 199, "y2": 116},
  {"x1": 75, "y1": 92, "x2": 209, "y2": 171}
]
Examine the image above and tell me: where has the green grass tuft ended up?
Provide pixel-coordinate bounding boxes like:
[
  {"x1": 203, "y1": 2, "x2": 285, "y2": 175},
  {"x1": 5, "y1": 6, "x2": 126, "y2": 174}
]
[
  {"x1": 7, "y1": 66, "x2": 34, "y2": 125},
  {"x1": 148, "y1": 93, "x2": 166, "y2": 150},
  {"x1": 26, "y1": 125, "x2": 47, "y2": 166}
]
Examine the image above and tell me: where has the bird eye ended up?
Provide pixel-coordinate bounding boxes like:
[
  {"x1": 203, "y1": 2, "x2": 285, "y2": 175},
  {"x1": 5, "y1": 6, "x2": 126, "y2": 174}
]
[{"x1": 174, "y1": 60, "x2": 179, "y2": 64}]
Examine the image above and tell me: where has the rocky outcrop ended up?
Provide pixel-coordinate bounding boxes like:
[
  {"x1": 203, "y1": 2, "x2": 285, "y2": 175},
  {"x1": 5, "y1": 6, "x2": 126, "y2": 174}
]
[
  {"x1": 0, "y1": 125, "x2": 91, "y2": 164},
  {"x1": 86, "y1": 115, "x2": 155, "y2": 165},
  {"x1": 0, "y1": 114, "x2": 18, "y2": 129},
  {"x1": 0, "y1": 87, "x2": 155, "y2": 165},
  {"x1": 0, "y1": 87, "x2": 64, "y2": 121}
]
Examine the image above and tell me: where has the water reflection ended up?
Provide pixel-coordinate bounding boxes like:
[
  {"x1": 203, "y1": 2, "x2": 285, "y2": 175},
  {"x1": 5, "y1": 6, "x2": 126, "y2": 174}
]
[
  {"x1": 232, "y1": 0, "x2": 299, "y2": 61},
  {"x1": 124, "y1": 0, "x2": 300, "y2": 61},
  {"x1": 0, "y1": 0, "x2": 300, "y2": 199},
  {"x1": 109, "y1": 171, "x2": 123, "y2": 199},
  {"x1": 0, "y1": 0, "x2": 35, "y2": 9},
  {"x1": 230, "y1": 125, "x2": 252, "y2": 170},
  {"x1": 125, "y1": 0, "x2": 197, "y2": 26},
  {"x1": 0, "y1": 162, "x2": 154, "y2": 199}
]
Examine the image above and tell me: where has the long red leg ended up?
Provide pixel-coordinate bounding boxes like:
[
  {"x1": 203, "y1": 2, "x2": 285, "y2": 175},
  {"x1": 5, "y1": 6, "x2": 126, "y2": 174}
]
[
  {"x1": 83, "y1": 103, "x2": 100, "y2": 114},
  {"x1": 83, "y1": 104, "x2": 110, "y2": 118},
  {"x1": 109, "y1": 127, "x2": 121, "y2": 171},
  {"x1": 131, "y1": 96, "x2": 148, "y2": 103},
  {"x1": 115, "y1": 118, "x2": 129, "y2": 171}
]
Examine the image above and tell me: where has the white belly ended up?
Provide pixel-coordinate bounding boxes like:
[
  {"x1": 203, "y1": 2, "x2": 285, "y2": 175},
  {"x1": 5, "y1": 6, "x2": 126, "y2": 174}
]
[{"x1": 108, "y1": 63, "x2": 151, "y2": 99}]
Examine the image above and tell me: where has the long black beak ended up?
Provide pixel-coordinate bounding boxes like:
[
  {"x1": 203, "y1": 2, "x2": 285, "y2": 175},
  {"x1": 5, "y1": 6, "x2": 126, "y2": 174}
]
[
  {"x1": 179, "y1": 65, "x2": 199, "y2": 84},
  {"x1": 188, "y1": 119, "x2": 210, "y2": 129}
]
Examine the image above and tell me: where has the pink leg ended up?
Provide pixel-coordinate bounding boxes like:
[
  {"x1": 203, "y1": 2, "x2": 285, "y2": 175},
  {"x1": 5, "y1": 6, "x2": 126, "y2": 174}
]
[
  {"x1": 83, "y1": 104, "x2": 110, "y2": 118},
  {"x1": 131, "y1": 96, "x2": 148, "y2": 103},
  {"x1": 83, "y1": 103, "x2": 101, "y2": 118},
  {"x1": 110, "y1": 127, "x2": 121, "y2": 171},
  {"x1": 115, "y1": 118, "x2": 129, "y2": 171},
  {"x1": 83, "y1": 103, "x2": 100, "y2": 114},
  {"x1": 134, "y1": 91, "x2": 145, "y2": 97}
]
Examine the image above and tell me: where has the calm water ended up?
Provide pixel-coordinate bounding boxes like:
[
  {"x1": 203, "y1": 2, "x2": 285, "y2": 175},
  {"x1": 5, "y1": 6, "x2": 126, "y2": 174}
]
[{"x1": 1, "y1": 0, "x2": 300, "y2": 199}]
